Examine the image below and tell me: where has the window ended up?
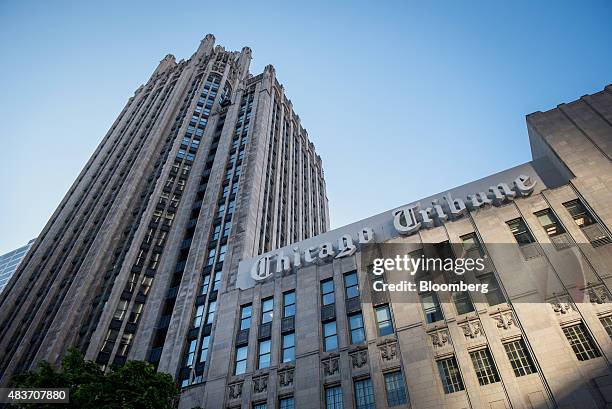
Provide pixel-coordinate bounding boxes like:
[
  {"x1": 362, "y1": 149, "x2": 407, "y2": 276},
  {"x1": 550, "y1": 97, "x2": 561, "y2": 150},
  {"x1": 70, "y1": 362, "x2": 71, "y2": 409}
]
[
  {"x1": 199, "y1": 274, "x2": 210, "y2": 295},
  {"x1": 212, "y1": 270, "x2": 222, "y2": 292},
  {"x1": 253, "y1": 404, "x2": 266, "y2": 409},
  {"x1": 206, "y1": 301, "x2": 216, "y2": 324},
  {"x1": 375, "y1": 305, "x2": 394, "y2": 336},
  {"x1": 437, "y1": 356, "x2": 464, "y2": 394},
  {"x1": 283, "y1": 291, "x2": 296, "y2": 318},
  {"x1": 563, "y1": 324, "x2": 601, "y2": 361},
  {"x1": 223, "y1": 221, "x2": 232, "y2": 237},
  {"x1": 101, "y1": 329, "x2": 118, "y2": 353},
  {"x1": 148, "y1": 253, "x2": 160, "y2": 270},
  {"x1": 282, "y1": 332, "x2": 295, "y2": 363},
  {"x1": 117, "y1": 333, "x2": 133, "y2": 356},
  {"x1": 600, "y1": 316, "x2": 612, "y2": 339},
  {"x1": 461, "y1": 233, "x2": 483, "y2": 258},
  {"x1": 240, "y1": 304, "x2": 252, "y2": 330},
  {"x1": 235, "y1": 346, "x2": 247, "y2": 375},
  {"x1": 258, "y1": 339, "x2": 271, "y2": 369},
  {"x1": 206, "y1": 248, "x2": 216, "y2": 266},
  {"x1": 354, "y1": 378, "x2": 375, "y2": 409},
  {"x1": 535, "y1": 209, "x2": 565, "y2": 237},
  {"x1": 321, "y1": 279, "x2": 335, "y2": 306},
  {"x1": 504, "y1": 339, "x2": 536, "y2": 377},
  {"x1": 199, "y1": 335, "x2": 210, "y2": 363},
  {"x1": 478, "y1": 274, "x2": 506, "y2": 306},
  {"x1": 384, "y1": 371, "x2": 408, "y2": 406},
  {"x1": 348, "y1": 313, "x2": 365, "y2": 344},
  {"x1": 128, "y1": 302, "x2": 144, "y2": 324},
  {"x1": 218, "y1": 245, "x2": 227, "y2": 262},
  {"x1": 211, "y1": 224, "x2": 221, "y2": 240},
  {"x1": 507, "y1": 218, "x2": 535, "y2": 245},
  {"x1": 452, "y1": 291, "x2": 474, "y2": 315},
  {"x1": 564, "y1": 199, "x2": 596, "y2": 227},
  {"x1": 323, "y1": 321, "x2": 338, "y2": 351},
  {"x1": 325, "y1": 385, "x2": 343, "y2": 409},
  {"x1": 279, "y1": 397, "x2": 294, "y2": 409},
  {"x1": 140, "y1": 276, "x2": 153, "y2": 296},
  {"x1": 261, "y1": 297, "x2": 274, "y2": 324},
  {"x1": 344, "y1": 271, "x2": 359, "y2": 299},
  {"x1": 470, "y1": 348, "x2": 500, "y2": 385},
  {"x1": 421, "y1": 292, "x2": 443, "y2": 323},
  {"x1": 184, "y1": 339, "x2": 197, "y2": 367},
  {"x1": 193, "y1": 305, "x2": 205, "y2": 327},
  {"x1": 113, "y1": 300, "x2": 129, "y2": 321}
]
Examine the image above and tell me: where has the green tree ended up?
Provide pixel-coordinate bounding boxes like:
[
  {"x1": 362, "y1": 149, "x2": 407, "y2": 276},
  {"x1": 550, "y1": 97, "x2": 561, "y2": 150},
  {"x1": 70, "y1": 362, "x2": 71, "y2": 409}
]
[{"x1": 11, "y1": 348, "x2": 179, "y2": 409}]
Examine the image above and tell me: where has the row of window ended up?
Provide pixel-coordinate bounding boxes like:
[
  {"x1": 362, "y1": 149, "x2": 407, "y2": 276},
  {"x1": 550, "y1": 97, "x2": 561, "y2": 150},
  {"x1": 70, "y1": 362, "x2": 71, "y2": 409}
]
[
  {"x1": 245, "y1": 372, "x2": 407, "y2": 409},
  {"x1": 508, "y1": 199, "x2": 609, "y2": 246},
  {"x1": 179, "y1": 87, "x2": 251, "y2": 387}
]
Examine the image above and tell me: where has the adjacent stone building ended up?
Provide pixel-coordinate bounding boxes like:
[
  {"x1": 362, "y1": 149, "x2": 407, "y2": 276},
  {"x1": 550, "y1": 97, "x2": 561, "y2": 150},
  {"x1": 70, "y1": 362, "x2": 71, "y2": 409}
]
[{"x1": 196, "y1": 86, "x2": 612, "y2": 409}]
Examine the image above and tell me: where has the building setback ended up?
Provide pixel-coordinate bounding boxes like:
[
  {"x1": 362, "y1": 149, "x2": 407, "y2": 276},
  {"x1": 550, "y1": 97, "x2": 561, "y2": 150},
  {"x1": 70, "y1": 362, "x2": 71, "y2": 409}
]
[
  {"x1": 0, "y1": 239, "x2": 36, "y2": 295},
  {"x1": 186, "y1": 86, "x2": 612, "y2": 409},
  {"x1": 0, "y1": 35, "x2": 329, "y2": 389}
]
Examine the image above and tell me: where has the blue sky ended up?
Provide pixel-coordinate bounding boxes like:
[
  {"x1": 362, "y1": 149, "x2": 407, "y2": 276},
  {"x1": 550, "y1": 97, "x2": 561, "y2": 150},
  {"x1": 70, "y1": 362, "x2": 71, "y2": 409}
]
[{"x1": 1, "y1": 0, "x2": 611, "y2": 254}]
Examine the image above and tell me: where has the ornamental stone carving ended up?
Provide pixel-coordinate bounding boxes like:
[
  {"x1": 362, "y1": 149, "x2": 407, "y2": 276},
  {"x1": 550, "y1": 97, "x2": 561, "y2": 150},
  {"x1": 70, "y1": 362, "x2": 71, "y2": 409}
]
[
  {"x1": 429, "y1": 328, "x2": 451, "y2": 348},
  {"x1": 322, "y1": 355, "x2": 340, "y2": 376},
  {"x1": 492, "y1": 311, "x2": 515, "y2": 330},
  {"x1": 227, "y1": 382, "x2": 243, "y2": 400},
  {"x1": 460, "y1": 320, "x2": 482, "y2": 339},
  {"x1": 349, "y1": 349, "x2": 368, "y2": 369},
  {"x1": 253, "y1": 375, "x2": 268, "y2": 394},
  {"x1": 585, "y1": 282, "x2": 611, "y2": 304},
  {"x1": 278, "y1": 368, "x2": 294, "y2": 388},
  {"x1": 549, "y1": 294, "x2": 576, "y2": 315},
  {"x1": 378, "y1": 338, "x2": 398, "y2": 361}
]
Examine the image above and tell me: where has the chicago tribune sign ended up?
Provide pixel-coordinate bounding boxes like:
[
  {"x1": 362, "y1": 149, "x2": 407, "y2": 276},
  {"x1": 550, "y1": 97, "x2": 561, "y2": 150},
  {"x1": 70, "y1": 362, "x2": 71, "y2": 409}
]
[{"x1": 249, "y1": 174, "x2": 536, "y2": 282}]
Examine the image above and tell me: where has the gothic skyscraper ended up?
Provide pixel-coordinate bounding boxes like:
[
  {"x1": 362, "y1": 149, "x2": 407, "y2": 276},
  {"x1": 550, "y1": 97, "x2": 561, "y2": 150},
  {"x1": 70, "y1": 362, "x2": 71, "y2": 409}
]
[{"x1": 0, "y1": 35, "x2": 328, "y2": 387}]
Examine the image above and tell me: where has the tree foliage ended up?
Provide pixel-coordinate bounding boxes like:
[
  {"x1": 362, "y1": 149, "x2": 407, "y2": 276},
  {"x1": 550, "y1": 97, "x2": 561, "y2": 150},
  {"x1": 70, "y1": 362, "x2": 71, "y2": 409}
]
[{"x1": 11, "y1": 348, "x2": 178, "y2": 409}]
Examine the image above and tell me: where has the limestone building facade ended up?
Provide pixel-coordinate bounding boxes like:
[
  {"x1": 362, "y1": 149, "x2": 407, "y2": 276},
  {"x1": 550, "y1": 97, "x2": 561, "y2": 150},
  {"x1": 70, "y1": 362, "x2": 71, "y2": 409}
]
[
  {"x1": 190, "y1": 86, "x2": 612, "y2": 409},
  {"x1": 0, "y1": 35, "x2": 328, "y2": 388}
]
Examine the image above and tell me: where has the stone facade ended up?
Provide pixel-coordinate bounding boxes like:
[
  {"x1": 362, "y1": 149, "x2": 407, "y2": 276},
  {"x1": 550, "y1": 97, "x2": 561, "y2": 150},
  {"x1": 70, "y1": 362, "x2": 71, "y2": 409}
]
[
  {"x1": 1, "y1": 31, "x2": 612, "y2": 409},
  {"x1": 0, "y1": 35, "x2": 328, "y2": 387},
  {"x1": 179, "y1": 86, "x2": 612, "y2": 409}
]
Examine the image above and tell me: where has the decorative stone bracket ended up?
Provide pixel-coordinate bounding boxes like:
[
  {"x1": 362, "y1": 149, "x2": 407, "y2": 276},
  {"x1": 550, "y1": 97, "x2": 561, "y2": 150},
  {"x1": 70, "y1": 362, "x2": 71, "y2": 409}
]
[
  {"x1": 322, "y1": 354, "x2": 340, "y2": 376},
  {"x1": 378, "y1": 338, "x2": 398, "y2": 362}
]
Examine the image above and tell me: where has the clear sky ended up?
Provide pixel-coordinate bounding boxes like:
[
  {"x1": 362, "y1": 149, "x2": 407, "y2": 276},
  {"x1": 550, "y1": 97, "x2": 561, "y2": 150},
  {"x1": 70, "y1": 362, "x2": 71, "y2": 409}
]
[{"x1": 1, "y1": 0, "x2": 611, "y2": 254}]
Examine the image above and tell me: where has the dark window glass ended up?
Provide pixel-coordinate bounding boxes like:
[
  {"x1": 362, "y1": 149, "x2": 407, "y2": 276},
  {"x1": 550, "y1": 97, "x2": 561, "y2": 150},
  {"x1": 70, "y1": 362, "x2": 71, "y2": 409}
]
[
  {"x1": 470, "y1": 348, "x2": 500, "y2": 385},
  {"x1": 503, "y1": 339, "x2": 536, "y2": 377},
  {"x1": 261, "y1": 297, "x2": 274, "y2": 324},
  {"x1": 437, "y1": 356, "x2": 464, "y2": 394},
  {"x1": 375, "y1": 305, "x2": 394, "y2": 336},
  {"x1": 452, "y1": 291, "x2": 475, "y2": 315},
  {"x1": 535, "y1": 209, "x2": 565, "y2": 237},
  {"x1": 349, "y1": 312, "x2": 365, "y2": 344},
  {"x1": 564, "y1": 199, "x2": 596, "y2": 227},
  {"x1": 384, "y1": 371, "x2": 408, "y2": 406},
  {"x1": 354, "y1": 378, "x2": 375, "y2": 409},
  {"x1": 563, "y1": 324, "x2": 601, "y2": 361},
  {"x1": 323, "y1": 320, "x2": 338, "y2": 351},
  {"x1": 344, "y1": 271, "x2": 359, "y2": 299},
  {"x1": 240, "y1": 304, "x2": 252, "y2": 330},
  {"x1": 421, "y1": 292, "x2": 443, "y2": 323},
  {"x1": 478, "y1": 274, "x2": 506, "y2": 306},
  {"x1": 283, "y1": 291, "x2": 296, "y2": 318},
  {"x1": 507, "y1": 218, "x2": 535, "y2": 245},
  {"x1": 321, "y1": 279, "x2": 335, "y2": 306}
]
